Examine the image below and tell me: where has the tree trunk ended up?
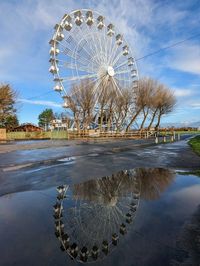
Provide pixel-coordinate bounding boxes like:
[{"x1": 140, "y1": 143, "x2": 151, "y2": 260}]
[
  {"x1": 147, "y1": 109, "x2": 158, "y2": 130},
  {"x1": 140, "y1": 109, "x2": 149, "y2": 131},
  {"x1": 108, "y1": 102, "x2": 114, "y2": 131},
  {"x1": 118, "y1": 110, "x2": 128, "y2": 131},
  {"x1": 155, "y1": 111, "x2": 161, "y2": 131},
  {"x1": 125, "y1": 108, "x2": 142, "y2": 132},
  {"x1": 100, "y1": 107, "x2": 104, "y2": 132}
]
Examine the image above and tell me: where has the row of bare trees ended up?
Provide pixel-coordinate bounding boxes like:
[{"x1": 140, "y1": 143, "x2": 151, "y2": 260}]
[{"x1": 65, "y1": 77, "x2": 176, "y2": 132}]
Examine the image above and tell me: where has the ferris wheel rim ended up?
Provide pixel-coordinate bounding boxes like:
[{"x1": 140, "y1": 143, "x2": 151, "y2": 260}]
[
  {"x1": 49, "y1": 8, "x2": 140, "y2": 129},
  {"x1": 50, "y1": 9, "x2": 138, "y2": 88}
]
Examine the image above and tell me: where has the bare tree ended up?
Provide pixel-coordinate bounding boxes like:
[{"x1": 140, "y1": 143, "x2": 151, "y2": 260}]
[
  {"x1": 66, "y1": 80, "x2": 95, "y2": 130},
  {"x1": 106, "y1": 90, "x2": 115, "y2": 131},
  {"x1": 98, "y1": 82, "x2": 109, "y2": 132},
  {"x1": 139, "y1": 78, "x2": 157, "y2": 131},
  {"x1": 147, "y1": 84, "x2": 176, "y2": 130},
  {"x1": 114, "y1": 88, "x2": 133, "y2": 131},
  {"x1": 126, "y1": 78, "x2": 176, "y2": 132},
  {"x1": 64, "y1": 89, "x2": 81, "y2": 131},
  {"x1": 125, "y1": 79, "x2": 154, "y2": 132},
  {"x1": 155, "y1": 88, "x2": 176, "y2": 130}
]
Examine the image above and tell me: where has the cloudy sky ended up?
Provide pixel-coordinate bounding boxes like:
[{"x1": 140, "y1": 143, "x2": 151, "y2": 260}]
[{"x1": 0, "y1": 0, "x2": 199, "y2": 126}]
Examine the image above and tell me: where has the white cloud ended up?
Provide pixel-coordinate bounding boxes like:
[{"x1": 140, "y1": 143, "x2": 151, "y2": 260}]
[
  {"x1": 166, "y1": 43, "x2": 200, "y2": 75},
  {"x1": 190, "y1": 102, "x2": 200, "y2": 109},
  {"x1": 18, "y1": 98, "x2": 62, "y2": 108},
  {"x1": 173, "y1": 88, "x2": 194, "y2": 97}
]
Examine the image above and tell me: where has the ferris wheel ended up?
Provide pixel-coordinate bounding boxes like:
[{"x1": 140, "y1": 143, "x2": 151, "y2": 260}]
[
  {"x1": 53, "y1": 170, "x2": 141, "y2": 263},
  {"x1": 49, "y1": 9, "x2": 139, "y2": 127}
]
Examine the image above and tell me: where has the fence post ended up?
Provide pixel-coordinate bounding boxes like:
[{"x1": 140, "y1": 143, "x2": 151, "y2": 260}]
[
  {"x1": 173, "y1": 131, "x2": 176, "y2": 141},
  {"x1": 155, "y1": 136, "x2": 158, "y2": 144}
]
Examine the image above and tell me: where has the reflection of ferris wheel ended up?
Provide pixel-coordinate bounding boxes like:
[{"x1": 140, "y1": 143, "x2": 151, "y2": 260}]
[
  {"x1": 53, "y1": 171, "x2": 141, "y2": 263},
  {"x1": 49, "y1": 9, "x2": 139, "y2": 120}
]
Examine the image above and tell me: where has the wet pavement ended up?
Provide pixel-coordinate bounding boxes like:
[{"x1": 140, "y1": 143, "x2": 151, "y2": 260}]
[
  {"x1": 0, "y1": 168, "x2": 200, "y2": 266},
  {"x1": 0, "y1": 136, "x2": 200, "y2": 265},
  {"x1": 0, "y1": 135, "x2": 200, "y2": 197}
]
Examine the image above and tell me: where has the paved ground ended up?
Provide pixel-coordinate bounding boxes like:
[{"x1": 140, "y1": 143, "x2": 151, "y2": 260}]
[{"x1": 0, "y1": 135, "x2": 199, "y2": 197}]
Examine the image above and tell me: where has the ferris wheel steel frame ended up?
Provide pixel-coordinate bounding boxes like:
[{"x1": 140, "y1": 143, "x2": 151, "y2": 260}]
[{"x1": 49, "y1": 9, "x2": 139, "y2": 130}]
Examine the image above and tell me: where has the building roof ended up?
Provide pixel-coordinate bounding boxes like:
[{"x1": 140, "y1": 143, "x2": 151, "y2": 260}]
[{"x1": 13, "y1": 123, "x2": 43, "y2": 130}]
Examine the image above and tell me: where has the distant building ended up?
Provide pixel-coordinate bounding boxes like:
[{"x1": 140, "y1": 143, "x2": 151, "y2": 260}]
[
  {"x1": 50, "y1": 119, "x2": 67, "y2": 130},
  {"x1": 12, "y1": 123, "x2": 43, "y2": 132}
]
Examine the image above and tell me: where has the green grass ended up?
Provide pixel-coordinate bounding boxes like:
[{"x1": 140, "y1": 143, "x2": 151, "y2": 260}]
[
  {"x1": 188, "y1": 135, "x2": 200, "y2": 156},
  {"x1": 160, "y1": 130, "x2": 200, "y2": 135},
  {"x1": 177, "y1": 130, "x2": 200, "y2": 134},
  {"x1": 177, "y1": 170, "x2": 200, "y2": 177}
]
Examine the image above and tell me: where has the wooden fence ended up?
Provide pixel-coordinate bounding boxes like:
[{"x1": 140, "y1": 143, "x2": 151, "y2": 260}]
[
  {"x1": 6, "y1": 131, "x2": 67, "y2": 140},
  {"x1": 2, "y1": 129, "x2": 180, "y2": 142},
  {"x1": 0, "y1": 129, "x2": 6, "y2": 140},
  {"x1": 67, "y1": 131, "x2": 157, "y2": 140}
]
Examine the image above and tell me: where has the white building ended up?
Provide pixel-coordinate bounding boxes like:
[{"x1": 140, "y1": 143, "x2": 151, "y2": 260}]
[{"x1": 50, "y1": 119, "x2": 67, "y2": 131}]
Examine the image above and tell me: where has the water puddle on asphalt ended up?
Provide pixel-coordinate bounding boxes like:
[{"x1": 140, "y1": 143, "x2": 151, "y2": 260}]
[{"x1": 0, "y1": 168, "x2": 200, "y2": 266}]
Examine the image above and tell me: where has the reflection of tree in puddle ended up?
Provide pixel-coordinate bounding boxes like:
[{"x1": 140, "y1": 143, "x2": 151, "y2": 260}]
[
  {"x1": 172, "y1": 205, "x2": 200, "y2": 265},
  {"x1": 53, "y1": 168, "x2": 175, "y2": 263},
  {"x1": 137, "y1": 168, "x2": 175, "y2": 200}
]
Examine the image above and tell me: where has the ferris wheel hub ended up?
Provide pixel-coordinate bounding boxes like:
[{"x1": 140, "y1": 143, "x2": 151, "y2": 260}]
[{"x1": 107, "y1": 66, "x2": 115, "y2": 77}]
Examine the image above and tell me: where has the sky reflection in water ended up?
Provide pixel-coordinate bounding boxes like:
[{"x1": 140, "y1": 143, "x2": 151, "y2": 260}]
[{"x1": 0, "y1": 168, "x2": 200, "y2": 266}]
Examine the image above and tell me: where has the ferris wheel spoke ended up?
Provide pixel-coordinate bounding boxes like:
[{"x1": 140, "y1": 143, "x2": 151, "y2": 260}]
[
  {"x1": 114, "y1": 60, "x2": 129, "y2": 70},
  {"x1": 108, "y1": 41, "x2": 119, "y2": 65},
  {"x1": 94, "y1": 30, "x2": 105, "y2": 64},
  {"x1": 91, "y1": 33, "x2": 104, "y2": 65},
  {"x1": 62, "y1": 73, "x2": 98, "y2": 82},
  {"x1": 68, "y1": 27, "x2": 99, "y2": 65},
  {"x1": 102, "y1": 26, "x2": 109, "y2": 63},
  {"x1": 111, "y1": 78, "x2": 123, "y2": 97},
  {"x1": 60, "y1": 41, "x2": 98, "y2": 68},
  {"x1": 86, "y1": 27, "x2": 104, "y2": 65},
  {"x1": 75, "y1": 38, "x2": 100, "y2": 66},
  {"x1": 112, "y1": 207, "x2": 122, "y2": 225},
  {"x1": 110, "y1": 40, "x2": 124, "y2": 66},
  {"x1": 115, "y1": 76, "x2": 131, "y2": 83},
  {"x1": 77, "y1": 24, "x2": 101, "y2": 65},
  {"x1": 112, "y1": 50, "x2": 125, "y2": 66},
  {"x1": 107, "y1": 37, "x2": 113, "y2": 63},
  {"x1": 98, "y1": 31, "x2": 107, "y2": 64},
  {"x1": 115, "y1": 69, "x2": 131, "y2": 75},
  {"x1": 77, "y1": 23, "x2": 101, "y2": 65},
  {"x1": 60, "y1": 47, "x2": 96, "y2": 68},
  {"x1": 115, "y1": 205, "x2": 126, "y2": 219},
  {"x1": 58, "y1": 62, "x2": 96, "y2": 74},
  {"x1": 91, "y1": 77, "x2": 105, "y2": 99}
]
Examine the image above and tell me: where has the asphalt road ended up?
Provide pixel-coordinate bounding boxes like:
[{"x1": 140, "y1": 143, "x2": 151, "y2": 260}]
[{"x1": 0, "y1": 134, "x2": 199, "y2": 197}]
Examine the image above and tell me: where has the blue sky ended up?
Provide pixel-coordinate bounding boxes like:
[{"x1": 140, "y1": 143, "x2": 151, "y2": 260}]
[{"x1": 0, "y1": 0, "x2": 199, "y2": 126}]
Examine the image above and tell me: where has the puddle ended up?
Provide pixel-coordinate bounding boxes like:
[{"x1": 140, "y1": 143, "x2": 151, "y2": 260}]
[
  {"x1": 87, "y1": 153, "x2": 99, "y2": 157},
  {"x1": 0, "y1": 168, "x2": 200, "y2": 265},
  {"x1": 57, "y1": 157, "x2": 75, "y2": 162}
]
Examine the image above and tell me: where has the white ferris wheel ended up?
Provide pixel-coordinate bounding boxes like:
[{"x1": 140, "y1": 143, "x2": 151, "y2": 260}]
[{"x1": 49, "y1": 9, "x2": 139, "y2": 128}]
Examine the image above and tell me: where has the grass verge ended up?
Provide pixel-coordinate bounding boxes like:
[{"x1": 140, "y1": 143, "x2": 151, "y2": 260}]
[
  {"x1": 177, "y1": 170, "x2": 200, "y2": 177},
  {"x1": 188, "y1": 135, "x2": 200, "y2": 156}
]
